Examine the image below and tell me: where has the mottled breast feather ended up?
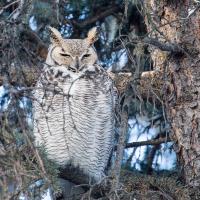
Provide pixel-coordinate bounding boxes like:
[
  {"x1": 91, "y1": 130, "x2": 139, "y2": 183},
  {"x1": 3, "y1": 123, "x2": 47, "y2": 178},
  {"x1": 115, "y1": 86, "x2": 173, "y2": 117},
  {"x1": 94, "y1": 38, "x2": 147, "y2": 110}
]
[{"x1": 33, "y1": 64, "x2": 117, "y2": 182}]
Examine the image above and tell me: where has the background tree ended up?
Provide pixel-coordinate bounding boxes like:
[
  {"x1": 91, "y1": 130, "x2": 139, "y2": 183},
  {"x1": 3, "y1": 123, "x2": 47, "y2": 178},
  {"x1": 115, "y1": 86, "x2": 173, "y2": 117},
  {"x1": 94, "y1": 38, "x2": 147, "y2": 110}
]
[{"x1": 0, "y1": 0, "x2": 199, "y2": 199}]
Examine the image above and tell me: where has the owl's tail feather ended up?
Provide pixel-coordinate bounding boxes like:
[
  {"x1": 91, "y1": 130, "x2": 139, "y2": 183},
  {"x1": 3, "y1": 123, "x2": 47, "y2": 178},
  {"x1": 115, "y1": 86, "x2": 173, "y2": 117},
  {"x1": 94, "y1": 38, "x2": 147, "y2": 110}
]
[
  {"x1": 51, "y1": 165, "x2": 92, "y2": 199},
  {"x1": 53, "y1": 178, "x2": 84, "y2": 200}
]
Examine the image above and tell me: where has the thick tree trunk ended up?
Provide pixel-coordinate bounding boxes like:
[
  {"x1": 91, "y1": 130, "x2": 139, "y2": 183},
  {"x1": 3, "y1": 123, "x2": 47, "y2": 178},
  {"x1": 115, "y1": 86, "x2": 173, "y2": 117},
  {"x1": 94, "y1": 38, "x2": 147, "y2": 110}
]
[{"x1": 144, "y1": 1, "x2": 200, "y2": 187}]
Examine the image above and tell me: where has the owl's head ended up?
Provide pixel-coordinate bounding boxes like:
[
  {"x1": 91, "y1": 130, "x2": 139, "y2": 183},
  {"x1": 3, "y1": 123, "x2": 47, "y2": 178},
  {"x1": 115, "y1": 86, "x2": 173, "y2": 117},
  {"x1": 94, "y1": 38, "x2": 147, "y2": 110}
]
[{"x1": 46, "y1": 27, "x2": 99, "y2": 72}]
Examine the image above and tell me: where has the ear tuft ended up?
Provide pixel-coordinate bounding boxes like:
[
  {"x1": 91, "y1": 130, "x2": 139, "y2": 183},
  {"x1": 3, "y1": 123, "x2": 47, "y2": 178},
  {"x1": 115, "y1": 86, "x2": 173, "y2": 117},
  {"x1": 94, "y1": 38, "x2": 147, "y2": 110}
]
[
  {"x1": 48, "y1": 26, "x2": 63, "y2": 44},
  {"x1": 87, "y1": 27, "x2": 99, "y2": 45}
]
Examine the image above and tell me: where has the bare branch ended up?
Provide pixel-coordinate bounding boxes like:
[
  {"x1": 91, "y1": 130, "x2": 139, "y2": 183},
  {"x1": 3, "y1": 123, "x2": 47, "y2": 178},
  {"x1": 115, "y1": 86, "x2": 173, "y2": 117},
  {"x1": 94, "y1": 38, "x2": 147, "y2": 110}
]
[
  {"x1": 0, "y1": 0, "x2": 20, "y2": 15},
  {"x1": 20, "y1": 29, "x2": 48, "y2": 59},
  {"x1": 8, "y1": 0, "x2": 24, "y2": 21},
  {"x1": 142, "y1": 37, "x2": 184, "y2": 54},
  {"x1": 111, "y1": 93, "x2": 132, "y2": 190},
  {"x1": 125, "y1": 137, "x2": 172, "y2": 149},
  {"x1": 67, "y1": 5, "x2": 121, "y2": 28}
]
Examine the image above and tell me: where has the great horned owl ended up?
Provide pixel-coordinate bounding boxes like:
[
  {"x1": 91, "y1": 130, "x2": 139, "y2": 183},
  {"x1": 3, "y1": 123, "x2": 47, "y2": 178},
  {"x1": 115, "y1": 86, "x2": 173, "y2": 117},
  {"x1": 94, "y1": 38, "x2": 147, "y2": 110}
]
[{"x1": 33, "y1": 27, "x2": 116, "y2": 182}]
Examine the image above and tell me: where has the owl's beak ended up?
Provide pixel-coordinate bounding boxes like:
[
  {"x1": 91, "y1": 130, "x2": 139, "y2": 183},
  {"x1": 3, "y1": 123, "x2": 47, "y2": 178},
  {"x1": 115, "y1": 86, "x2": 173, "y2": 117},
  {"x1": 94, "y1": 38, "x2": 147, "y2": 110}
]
[
  {"x1": 74, "y1": 56, "x2": 80, "y2": 70},
  {"x1": 69, "y1": 56, "x2": 80, "y2": 73}
]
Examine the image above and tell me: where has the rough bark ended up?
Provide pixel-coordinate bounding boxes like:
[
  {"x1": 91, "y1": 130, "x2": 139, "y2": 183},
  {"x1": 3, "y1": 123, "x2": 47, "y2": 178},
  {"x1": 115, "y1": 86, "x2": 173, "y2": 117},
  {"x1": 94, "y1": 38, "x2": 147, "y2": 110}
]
[{"x1": 144, "y1": 0, "x2": 200, "y2": 187}]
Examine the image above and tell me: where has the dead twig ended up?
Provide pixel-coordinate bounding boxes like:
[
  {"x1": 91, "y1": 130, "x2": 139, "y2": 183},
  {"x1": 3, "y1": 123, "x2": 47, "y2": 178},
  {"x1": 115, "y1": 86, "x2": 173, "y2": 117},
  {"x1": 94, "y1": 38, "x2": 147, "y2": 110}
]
[{"x1": 0, "y1": 0, "x2": 20, "y2": 15}]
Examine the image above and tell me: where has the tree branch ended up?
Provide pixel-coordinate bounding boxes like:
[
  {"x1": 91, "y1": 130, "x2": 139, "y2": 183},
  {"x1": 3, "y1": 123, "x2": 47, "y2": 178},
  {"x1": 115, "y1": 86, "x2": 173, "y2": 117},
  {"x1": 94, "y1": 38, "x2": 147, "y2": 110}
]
[
  {"x1": 20, "y1": 29, "x2": 48, "y2": 59},
  {"x1": 8, "y1": 0, "x2": 25, "y2": 21},
  {"x1": 125, "y1": 137, "x2": 172, "y2": 149},
  {"x1": 112, "y1": 100, "x2": 129, "y2": 190},
  {"x1": 67, "y1": 5, "x2": 121, "y2": 28},
  {"x1": 142, "y1": 37, "x2": 184, "y2": 54},
  {"x1": 0, "y1": 0, "x2": 20, "y2": 15}
]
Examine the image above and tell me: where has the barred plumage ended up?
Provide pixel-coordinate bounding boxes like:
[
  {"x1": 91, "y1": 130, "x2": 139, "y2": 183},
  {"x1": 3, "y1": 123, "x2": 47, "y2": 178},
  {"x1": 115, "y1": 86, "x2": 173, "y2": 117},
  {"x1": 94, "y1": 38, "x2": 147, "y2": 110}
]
[{"x1": 33, "y1": 27, "x2": 117, "y2": 182}]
